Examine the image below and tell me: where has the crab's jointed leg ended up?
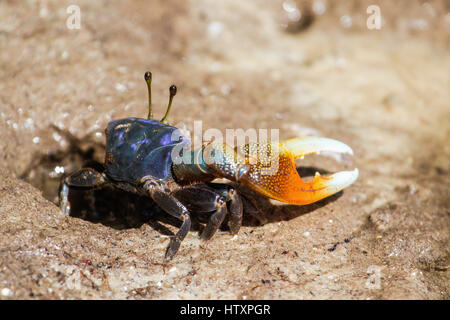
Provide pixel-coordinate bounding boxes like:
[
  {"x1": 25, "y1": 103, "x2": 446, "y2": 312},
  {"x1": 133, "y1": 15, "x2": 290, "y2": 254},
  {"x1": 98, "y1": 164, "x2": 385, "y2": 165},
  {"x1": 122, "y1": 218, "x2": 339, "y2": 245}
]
[
  {"x1": 143, "y1": 179, "x2": 192, "y2": 260},
  {"x1": 173, "y1": 183, "x2": 243, "y2": 239},
  {"x1": 59, "y1": 167, "x2": 107, "y2": 215}
]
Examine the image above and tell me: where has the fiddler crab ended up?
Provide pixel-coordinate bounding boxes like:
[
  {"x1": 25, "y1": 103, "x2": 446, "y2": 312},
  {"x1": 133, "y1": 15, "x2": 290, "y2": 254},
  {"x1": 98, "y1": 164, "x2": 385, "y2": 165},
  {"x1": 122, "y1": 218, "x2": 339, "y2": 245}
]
[{"x1": 59, "y1": 71, "x2": 358, "y2": 260}]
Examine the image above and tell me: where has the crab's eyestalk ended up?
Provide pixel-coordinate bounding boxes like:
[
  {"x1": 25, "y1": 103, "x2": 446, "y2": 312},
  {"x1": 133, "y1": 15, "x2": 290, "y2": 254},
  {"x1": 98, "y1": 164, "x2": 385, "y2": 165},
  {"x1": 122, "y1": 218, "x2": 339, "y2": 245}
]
[
  {"x1": 145, "y1": 71, "x2": 153, "y2": 120},
  {"x1": 161, "y1": 85, "x2": 177, "y2": 124}
]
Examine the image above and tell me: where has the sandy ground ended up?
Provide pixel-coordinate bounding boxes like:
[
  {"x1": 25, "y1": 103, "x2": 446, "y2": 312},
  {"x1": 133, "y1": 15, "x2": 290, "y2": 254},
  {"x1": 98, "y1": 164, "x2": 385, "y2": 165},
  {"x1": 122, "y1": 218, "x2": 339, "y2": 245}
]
[{"x1": 0, "y1": 0, "x2": 449, "y2": 299}]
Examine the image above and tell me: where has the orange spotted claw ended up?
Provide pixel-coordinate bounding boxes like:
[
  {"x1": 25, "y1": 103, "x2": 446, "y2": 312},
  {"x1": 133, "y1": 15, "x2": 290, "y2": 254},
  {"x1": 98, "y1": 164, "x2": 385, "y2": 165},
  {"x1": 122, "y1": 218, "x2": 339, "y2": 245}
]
[{"x1": 201, "y1": 137, "x2": 358, "y2": 205}]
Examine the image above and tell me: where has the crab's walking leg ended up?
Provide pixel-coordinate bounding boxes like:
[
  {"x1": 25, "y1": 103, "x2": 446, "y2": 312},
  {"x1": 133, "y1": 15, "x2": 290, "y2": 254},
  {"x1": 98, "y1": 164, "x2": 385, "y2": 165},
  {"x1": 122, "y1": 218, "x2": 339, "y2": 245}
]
[
  {"x1": 225, "y1": 187, "x2": 243, "y2": 235},
  {"x1": 144, "y1": 181, "x2": 192, "y2": 260},
  {"x1": 205, "y1": 183, "x2": 243, "y2": 235},
  {"x1": 59, "y1": 182, "x2": 70, "y2": 215},
  {"x1": 174, "y1": 183, "x2": 243, "y2": 239},
  {"x1": 59, "y1": 168, "x2": 107, "y2": 215},
  {"x1": 200, "y1": 199, "x2": 227, "y2": 240}
]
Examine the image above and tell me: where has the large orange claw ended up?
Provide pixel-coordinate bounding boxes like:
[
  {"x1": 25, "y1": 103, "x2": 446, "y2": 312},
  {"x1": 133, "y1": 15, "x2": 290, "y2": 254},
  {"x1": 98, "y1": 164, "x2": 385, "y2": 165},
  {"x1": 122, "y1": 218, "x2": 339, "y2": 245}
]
[{"x1": 203, "y1": 137, "x2": 358, "y2": 205}]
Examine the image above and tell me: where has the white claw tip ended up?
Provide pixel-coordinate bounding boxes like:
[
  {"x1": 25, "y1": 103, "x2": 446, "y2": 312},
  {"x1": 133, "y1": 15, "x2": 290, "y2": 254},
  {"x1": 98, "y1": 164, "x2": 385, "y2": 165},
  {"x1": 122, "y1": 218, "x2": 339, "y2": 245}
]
[{"x1": 326, "y1": 168, "x2": 359, "y2": 193}]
